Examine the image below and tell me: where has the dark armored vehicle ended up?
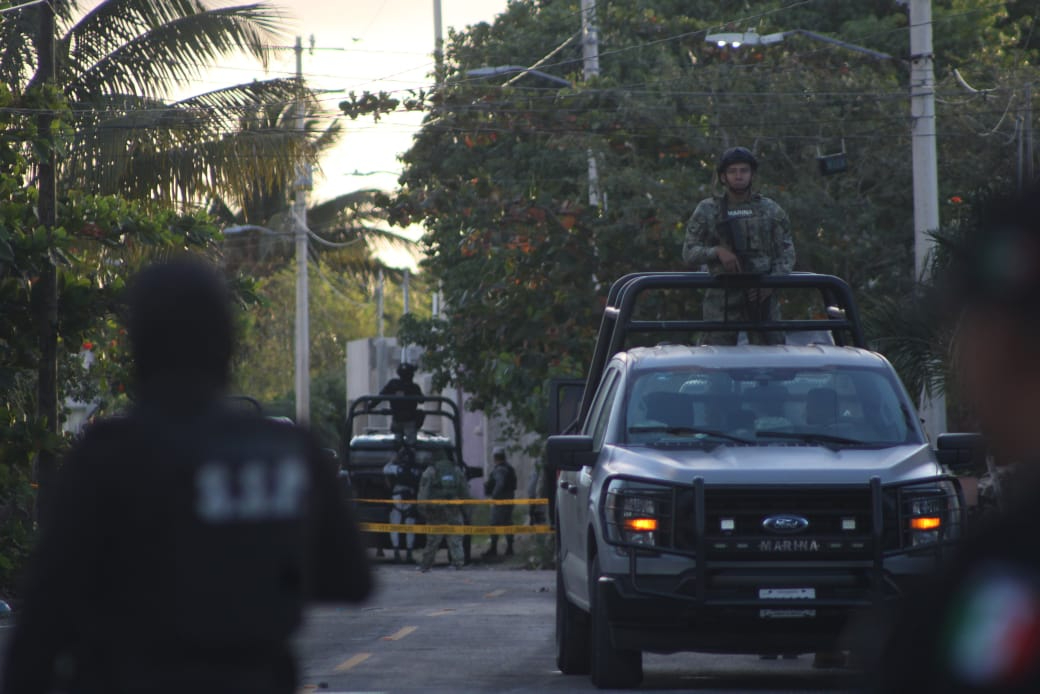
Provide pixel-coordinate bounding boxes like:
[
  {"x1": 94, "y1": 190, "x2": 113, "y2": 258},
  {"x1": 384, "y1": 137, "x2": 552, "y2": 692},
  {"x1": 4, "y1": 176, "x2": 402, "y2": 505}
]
[{"x1": 343, "y1": 395, "x2": 482, "y2": 556}]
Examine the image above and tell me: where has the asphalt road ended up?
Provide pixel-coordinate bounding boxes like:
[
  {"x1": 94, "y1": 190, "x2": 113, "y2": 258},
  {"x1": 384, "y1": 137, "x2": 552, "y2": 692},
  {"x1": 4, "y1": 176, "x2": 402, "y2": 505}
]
[
  {"x1": 293, "y1": 556, "x2": 857, "y2": 694},
  {"x1": 0, "y1": 556, "x2": 858, "y2": 693}
]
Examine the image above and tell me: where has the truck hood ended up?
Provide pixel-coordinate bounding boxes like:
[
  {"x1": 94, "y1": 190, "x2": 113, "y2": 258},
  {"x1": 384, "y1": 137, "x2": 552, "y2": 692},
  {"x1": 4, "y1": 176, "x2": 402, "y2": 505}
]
[{"x1": 602, "y1": 443, "x2": 941, "y2": 486}]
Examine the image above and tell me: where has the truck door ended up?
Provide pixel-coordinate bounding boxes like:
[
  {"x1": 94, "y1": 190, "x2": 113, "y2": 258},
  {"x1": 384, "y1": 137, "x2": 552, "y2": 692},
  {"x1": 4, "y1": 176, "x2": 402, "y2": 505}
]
[{"x1": 560, "y1": 367, "x2": 621, "y2": 608}]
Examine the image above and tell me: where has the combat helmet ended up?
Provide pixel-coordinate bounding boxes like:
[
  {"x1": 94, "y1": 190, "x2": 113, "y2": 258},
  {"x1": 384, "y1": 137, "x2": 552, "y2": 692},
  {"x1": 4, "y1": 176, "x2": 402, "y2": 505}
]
[{"x1": 717, "y1": 146, "x2": 758, "y2": 174}]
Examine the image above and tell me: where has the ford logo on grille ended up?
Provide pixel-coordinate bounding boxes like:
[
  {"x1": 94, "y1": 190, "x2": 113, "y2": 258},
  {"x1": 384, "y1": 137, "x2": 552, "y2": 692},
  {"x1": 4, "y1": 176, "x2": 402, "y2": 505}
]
[{"x1": 762, "y1": 514, "x2": 810, "y2": 534}]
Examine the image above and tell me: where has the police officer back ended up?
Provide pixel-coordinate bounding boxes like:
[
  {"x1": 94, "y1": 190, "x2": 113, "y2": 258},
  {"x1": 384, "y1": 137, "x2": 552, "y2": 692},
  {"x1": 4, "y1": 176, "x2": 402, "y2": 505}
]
[
  {"x1": 1, "y1": 258, "x2": 372, "y2": 694},
  {"x1": 870, "y1": 185, "x2": 1040, "y2": 692},
  {"x1": 682, "y1": 147, "x2": 795, "y2": 344}
]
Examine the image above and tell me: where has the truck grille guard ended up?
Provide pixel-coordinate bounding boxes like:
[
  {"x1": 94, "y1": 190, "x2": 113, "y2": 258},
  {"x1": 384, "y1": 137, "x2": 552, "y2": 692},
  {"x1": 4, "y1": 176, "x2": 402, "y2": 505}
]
[{"x1": 600, "y1": 474, "x2": 965, "y2": 609}]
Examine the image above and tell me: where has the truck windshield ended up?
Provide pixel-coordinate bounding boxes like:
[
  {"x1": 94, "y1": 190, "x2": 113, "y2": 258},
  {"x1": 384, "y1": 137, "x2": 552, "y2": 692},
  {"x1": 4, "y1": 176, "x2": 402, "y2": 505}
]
[{"x1": 626, "y1": 365, "x2": 921, "y2": 448}]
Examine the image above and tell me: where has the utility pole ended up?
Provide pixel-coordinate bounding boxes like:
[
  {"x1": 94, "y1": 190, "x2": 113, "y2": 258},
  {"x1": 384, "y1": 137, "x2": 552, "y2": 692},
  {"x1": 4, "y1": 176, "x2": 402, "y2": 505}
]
[
  {"x1": 1025, "y1": 82, "x2": 1035, "y2": 186},
  {"x1": 433, "y1": 0, "x2": 444, "y2": 78},
  {"x1": 907, "y1": 0, "x2": 946, "y2": 437},
  {"x1": 580, "y1": 0, "x2": 602, "y2": 209},
  {"x1": 293, "y1": 36, "x2": 311, "y2": 425},
  {"x1": 33, "y1": 0, "x2": 58, "y2": 523},
  {"x1": 400, "y1": 268, "x2": 410, "y2": 364}
]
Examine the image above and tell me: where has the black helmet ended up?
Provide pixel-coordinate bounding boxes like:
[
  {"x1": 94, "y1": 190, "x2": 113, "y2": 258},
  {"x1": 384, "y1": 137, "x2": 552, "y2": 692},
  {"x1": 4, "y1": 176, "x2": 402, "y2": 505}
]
[
  {"x1": 397, "y1": 362, "x2": 416, "y2": 379},
  {"x1": 127, "y1": 256, "x2": 234, "y2": 389},
  {"x1": 717, "y1": 146, "x2": 758, "y2": 174}
]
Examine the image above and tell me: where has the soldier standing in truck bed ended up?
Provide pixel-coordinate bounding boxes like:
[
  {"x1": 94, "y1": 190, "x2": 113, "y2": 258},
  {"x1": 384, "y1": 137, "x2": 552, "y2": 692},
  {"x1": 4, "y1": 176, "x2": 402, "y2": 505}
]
[{"x1": 682, "y1": 146, "x2": 795, "y2": 345}]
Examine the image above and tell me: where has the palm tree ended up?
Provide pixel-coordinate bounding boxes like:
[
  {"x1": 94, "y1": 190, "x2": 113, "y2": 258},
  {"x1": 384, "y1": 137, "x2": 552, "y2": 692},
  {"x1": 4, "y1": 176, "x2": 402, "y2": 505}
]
[
  {"x1": 1, "y1": 0, "x2": 310, "y2": 207},
  {"x1": 209, "y1": 99, "x2": 416, "y2": 283}
]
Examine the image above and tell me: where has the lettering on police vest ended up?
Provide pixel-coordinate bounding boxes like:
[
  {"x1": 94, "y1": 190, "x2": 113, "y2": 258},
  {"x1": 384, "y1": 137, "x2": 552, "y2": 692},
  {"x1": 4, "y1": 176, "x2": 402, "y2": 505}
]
[
  {"x1": 758, "y1": 539, "x2": 821, "y2": 553},
  {"x1": 727, "y1": 209, "x2": 754, "y2": 217},
  {"x1": 195, "y1": 458, "x2": 307, "y2": 522}
]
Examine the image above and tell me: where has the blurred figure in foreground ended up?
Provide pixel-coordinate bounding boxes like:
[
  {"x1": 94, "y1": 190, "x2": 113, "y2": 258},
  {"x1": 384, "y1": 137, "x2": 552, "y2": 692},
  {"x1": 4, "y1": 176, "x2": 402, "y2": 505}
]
[
  {"x1": 872, "y1": 186, "x2": 1040, "y2": 693},
  {"x1": 1, "y1": 257, "x2": 372, "y2": 694}
]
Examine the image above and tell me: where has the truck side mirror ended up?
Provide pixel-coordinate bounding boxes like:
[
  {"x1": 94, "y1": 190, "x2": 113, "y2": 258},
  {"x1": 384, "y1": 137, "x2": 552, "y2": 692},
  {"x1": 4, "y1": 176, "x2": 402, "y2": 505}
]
[
  {"x1": 546, "y1": 435, "x2": 597, "y2": 472},
  {"x1": 936, "y1": 433, "x2": 986, "y2": 475}
]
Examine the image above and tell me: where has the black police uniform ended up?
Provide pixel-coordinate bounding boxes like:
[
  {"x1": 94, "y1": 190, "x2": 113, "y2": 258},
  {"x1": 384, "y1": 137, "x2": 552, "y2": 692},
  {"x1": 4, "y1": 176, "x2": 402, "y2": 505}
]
[
  {"x1": 1, "y1": 391, "x2": 371, "y2": 694},
  {"x1": 1, "y1": 259, "x2": 372, "y2": 694},
  {"x1": 869, "y1": 188, "x2": 1040, "y2": 692},
  {"x1": 378, "y1": 377, "x2": 424, "y2": 424},
  {"x1": 871, "y1": 477, "x2": 1040, "y2": 693}
]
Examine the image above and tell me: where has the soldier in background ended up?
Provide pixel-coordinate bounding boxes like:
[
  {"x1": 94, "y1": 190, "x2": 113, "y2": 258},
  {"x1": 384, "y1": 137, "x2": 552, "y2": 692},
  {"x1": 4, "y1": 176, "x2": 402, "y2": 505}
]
[
  {"x1": 374, "y1": 363, "x2": 424, "y2": 446},
  {"x1": 682, "y1": 146, "x2": 795, "y2": 345},
  {"x1": 1, "y1": 257, "x2": 372, "y2": 694},
  {"x1": 417, "y1": 451, "x2": 470, "y2": 572},
  {"x1": 482, "y1": 447, "x2": 518, "y2": 558},
  {"x1": 871, "y1": 185, "x2": 1040, "y2": 692},
  {"x1": 383, "y1": 445, "x2": 422, "y2": 564}
]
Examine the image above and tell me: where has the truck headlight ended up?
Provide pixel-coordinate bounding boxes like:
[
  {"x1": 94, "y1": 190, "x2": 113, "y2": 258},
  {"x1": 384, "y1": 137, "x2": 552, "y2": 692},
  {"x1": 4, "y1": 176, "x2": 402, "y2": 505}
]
[
  {"x1": 904, "y1": 484, "x2": 958, "y2": 548},
  {"x1": 604, "y1": 479, "x2": 669, "y2": 547}
]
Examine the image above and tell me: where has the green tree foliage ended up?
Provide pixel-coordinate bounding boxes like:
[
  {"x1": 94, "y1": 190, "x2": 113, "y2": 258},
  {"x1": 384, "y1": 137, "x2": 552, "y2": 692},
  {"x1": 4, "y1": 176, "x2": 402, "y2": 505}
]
[
  {"x1": 383, "y1": 0, "x2": 1036, "y2": 434},
  {"x1": 0, "y1": 77, "x2": 223, "y2": 591}
]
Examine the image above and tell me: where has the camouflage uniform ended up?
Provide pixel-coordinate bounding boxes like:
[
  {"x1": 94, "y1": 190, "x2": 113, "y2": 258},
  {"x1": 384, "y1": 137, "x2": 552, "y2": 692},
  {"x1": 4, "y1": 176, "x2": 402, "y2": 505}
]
[
  {"x1": 418, "y1": 457, "x2": 470, "y2": 570},
  {"x1": 682, "y1": 194, "x2": 795, "y2": 345}
]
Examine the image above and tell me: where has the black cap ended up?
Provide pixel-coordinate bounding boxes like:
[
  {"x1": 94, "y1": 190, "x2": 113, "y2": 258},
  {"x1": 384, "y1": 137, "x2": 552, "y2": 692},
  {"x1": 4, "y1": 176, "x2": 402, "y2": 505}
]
[
  {"x1": 717, "y1": 146, "x2": 758, "y2": 174},
  {"x1": 944, "y1": 185, "x2": 1040, "y2": 316},
  {"x1": 127, "y1": 256, "x2": 234, "y2": 389},
  {"x1": 397, "y1": 362, "x2": 416, "y2": 378}
]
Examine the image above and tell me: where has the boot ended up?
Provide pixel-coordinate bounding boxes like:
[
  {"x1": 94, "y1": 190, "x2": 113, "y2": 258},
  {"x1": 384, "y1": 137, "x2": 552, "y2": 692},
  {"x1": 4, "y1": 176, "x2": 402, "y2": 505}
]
[
  {"x1": 482, "y1": 543, "x2": 498, "y2": 559},
  {"x1": 405, "y1": 549, "x2": 415, "y2": 564},
  {"x1": 393, "y1": 549, "x2": 402, "y2": 564},
  {"x1": 505, "y1": 540, "x2": 514, "y2": 557}
]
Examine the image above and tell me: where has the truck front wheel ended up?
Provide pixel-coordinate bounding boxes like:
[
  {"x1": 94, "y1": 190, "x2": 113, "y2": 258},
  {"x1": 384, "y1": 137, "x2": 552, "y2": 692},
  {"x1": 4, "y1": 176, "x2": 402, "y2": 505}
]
[
  {"x1": 589, "y1": 554, "x2": 643, "y2": 689},
  {"x1": 555, "y1": 552, "x2": 591, "y2": 674}
]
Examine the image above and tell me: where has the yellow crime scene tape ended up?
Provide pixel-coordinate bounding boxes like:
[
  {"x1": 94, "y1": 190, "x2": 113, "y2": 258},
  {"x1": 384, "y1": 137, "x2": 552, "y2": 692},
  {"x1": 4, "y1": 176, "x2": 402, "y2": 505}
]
[
  {"x1": 360, "y1": 522, "x2": 552, "y2": 535},
  {"x1": 353, "y1": 497, "x2": 548, "y2": 506},
  {"x1": 354, "y1": 497, "x2": 552, "y2": 535}
]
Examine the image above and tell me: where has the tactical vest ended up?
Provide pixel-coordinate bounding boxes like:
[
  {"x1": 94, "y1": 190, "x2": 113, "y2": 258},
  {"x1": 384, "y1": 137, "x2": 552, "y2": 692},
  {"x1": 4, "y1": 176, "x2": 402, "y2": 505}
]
[
  {"x1": 715, "y1": 196, "x2": 775, "y2": 274},
  {"x1": 428, "y1": 459, "x2": 462, "y2": 500}
]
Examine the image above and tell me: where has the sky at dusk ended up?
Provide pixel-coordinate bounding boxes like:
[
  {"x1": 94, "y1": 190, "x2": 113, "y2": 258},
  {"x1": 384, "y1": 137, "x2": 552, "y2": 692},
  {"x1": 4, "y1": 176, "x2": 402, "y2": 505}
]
[{"x1": 235, "y1": 0, "x2": 512, "y2": 203}]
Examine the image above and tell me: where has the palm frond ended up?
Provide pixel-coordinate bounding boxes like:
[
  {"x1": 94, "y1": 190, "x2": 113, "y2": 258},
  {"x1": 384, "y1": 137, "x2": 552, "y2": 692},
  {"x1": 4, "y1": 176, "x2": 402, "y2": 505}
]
[
  {"x1": 64, "y1": 3, "x2": 284, "y2": 102},
  {"x1": 171, "y1": 78, "x2": 301, "y2": 130},
  {"x1": 65, "y1": 116, "x2": 306, "y2": 206},
  {"x1": 866, "y1": 291, "x2": 952, "y2": 404},
  {"x1": 307, "y1": 190, "x2": 383, "y2": 223},
  {"x1": 0, "y1": 3, "x2": 37, "y2": 92}
]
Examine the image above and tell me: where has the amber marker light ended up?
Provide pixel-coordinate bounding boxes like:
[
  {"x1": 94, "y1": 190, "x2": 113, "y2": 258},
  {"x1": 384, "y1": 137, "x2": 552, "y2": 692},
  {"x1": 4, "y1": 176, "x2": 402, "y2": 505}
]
[
  {"x1": 910, "y1": 517, "x2": 941, "y2": 531},
  {"x1": 624, "y1": 518, "x2": 659, "y2": 532}
]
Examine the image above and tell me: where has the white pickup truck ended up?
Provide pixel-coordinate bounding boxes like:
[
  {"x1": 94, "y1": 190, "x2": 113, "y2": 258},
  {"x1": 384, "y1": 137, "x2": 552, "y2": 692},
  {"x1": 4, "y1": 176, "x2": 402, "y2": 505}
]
[{"x1": 546, "y1": 272, "x2": 982, "y2": 689}]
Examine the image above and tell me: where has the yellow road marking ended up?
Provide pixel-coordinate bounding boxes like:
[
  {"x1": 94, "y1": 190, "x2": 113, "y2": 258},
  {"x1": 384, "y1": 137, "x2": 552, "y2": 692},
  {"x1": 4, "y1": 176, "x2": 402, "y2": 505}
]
[
  {"x1": 484, "y1": 589, "x2": 506, "y2": 599},
  {"x1": 334, "y1": 652, "x2": 371, "y2": 672},
  {"x1": 296, "y1": 686, "x2": 317, "y2": 693},
  {"x1": 383, "y1": 625, "x2": 418, "y2": 641}
]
